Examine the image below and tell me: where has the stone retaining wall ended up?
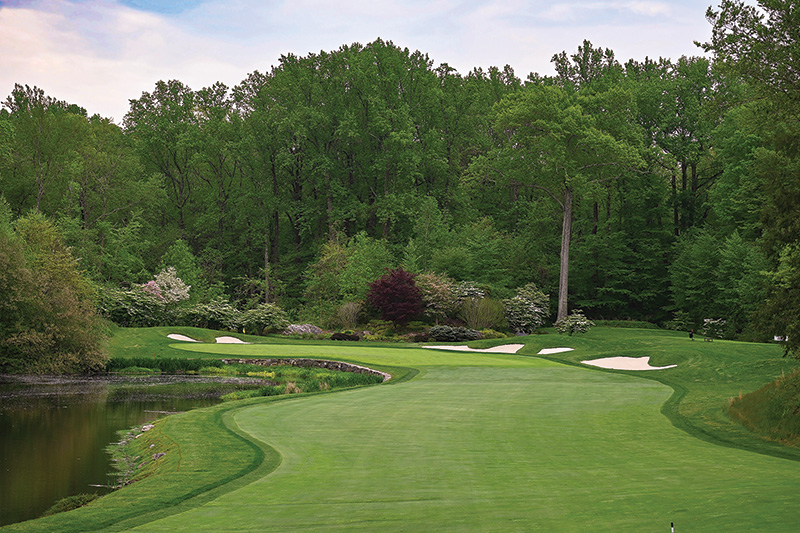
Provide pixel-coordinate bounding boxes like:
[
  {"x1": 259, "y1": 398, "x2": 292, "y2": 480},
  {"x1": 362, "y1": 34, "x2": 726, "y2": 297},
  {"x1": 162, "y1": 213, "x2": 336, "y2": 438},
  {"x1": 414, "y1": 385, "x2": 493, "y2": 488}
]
[{"x1": 220, "y1": 358, "x2": 391, "y2": 382}]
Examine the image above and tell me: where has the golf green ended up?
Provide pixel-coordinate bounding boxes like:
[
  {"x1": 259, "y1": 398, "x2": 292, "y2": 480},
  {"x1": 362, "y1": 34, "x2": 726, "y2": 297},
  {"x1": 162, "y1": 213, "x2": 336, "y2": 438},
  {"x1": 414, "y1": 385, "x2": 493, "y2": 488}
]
[{"x1": 129, "y1": 352, "x2": 800, "y2": 531}]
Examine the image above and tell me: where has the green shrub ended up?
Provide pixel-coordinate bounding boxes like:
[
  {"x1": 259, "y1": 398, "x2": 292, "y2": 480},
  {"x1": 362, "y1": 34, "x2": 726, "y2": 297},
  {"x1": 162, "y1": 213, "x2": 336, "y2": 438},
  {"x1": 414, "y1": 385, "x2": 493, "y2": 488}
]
[
  {"x1": 429, "y1": 325, "x2": 482, "y2": 342},
  {"x1": 479, "y1": 329, "x2": 507, "y2": 339},
  {"x1": 404, "y1": 321, "x2": 428, "y2": 332},
  {"x1": 336, "y1": 301, "x2": 363, "y2": 329},
  {"x1": 366, "y1": 319, "x2": 395, "y2": 337},
  {"x1": 262, "y1": 384, "x2": 290, "y2": 396},
  {"x1": 239, "y1": 302, "x2": 290, "y2": 335},
  {"x1": 459, "y1": 297, "x2": 506, "y2": 330},
  {"x1": 221, "y1": 390, "x2": 260, "y2": 401}
]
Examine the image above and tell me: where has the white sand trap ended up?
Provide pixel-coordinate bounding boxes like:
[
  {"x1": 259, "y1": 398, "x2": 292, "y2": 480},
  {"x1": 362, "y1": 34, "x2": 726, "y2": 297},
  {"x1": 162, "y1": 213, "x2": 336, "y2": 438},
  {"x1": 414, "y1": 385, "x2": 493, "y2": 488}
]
[
  {"x1": 582, "y1": 356, "x2": 676, "y2": 371},
  {"x1": 215, "y1": 336, "x2": 248, "y2": 344},
  {"x1": 537, "y1": 347, "x2": 574, "y2": 355},
  {"x1": 167, "y1": 334, "x2": 199, "y2": 342},
  {"x1": 423, "y1": 344, "x2": 525, "y2": 354}
]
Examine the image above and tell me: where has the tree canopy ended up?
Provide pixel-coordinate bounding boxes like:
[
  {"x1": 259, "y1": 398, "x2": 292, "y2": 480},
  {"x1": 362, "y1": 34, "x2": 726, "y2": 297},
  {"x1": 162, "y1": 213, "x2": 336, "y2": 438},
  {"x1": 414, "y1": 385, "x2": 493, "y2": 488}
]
[{"x1": 0, "y1": 25, "x2": 796, "y2": 362}]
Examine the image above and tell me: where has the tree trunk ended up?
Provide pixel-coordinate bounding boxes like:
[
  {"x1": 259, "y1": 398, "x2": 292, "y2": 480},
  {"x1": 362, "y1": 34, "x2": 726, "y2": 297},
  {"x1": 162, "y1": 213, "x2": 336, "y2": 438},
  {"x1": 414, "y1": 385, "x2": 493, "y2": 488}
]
[
  {"x1": 672, "y1": 172, "x2": 679, "y2": 236},
  {"x1": 263, "y1": 224, "x2": 271, "y2": 304},
  {"x1": 326, "y1": 170, "x2": 336, "y2": 241},
  {"x1": 689, "y1": 163, "x2": 698, "y2": 227},
  {"x1": 557, "y1": 187, "x2": 573, "y2": 322}
]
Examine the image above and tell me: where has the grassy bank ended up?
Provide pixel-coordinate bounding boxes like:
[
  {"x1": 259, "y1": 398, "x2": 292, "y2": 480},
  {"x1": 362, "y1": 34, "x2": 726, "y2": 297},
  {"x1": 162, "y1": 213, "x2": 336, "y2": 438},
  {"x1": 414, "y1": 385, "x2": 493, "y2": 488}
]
[
  {"x1": 6, "y1": 326, "x2": 800, "y2": 531},
  {"x1": 729, "y1": 368, "x2": 800, "y2": 446}
]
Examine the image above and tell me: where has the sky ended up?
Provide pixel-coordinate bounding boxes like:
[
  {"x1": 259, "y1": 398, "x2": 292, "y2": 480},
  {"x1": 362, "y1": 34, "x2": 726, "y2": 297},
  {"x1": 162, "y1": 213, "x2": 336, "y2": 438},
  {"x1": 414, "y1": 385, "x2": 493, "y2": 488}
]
[{"x1": 0, "y1": 0, "x2": 717, "y2": 123}]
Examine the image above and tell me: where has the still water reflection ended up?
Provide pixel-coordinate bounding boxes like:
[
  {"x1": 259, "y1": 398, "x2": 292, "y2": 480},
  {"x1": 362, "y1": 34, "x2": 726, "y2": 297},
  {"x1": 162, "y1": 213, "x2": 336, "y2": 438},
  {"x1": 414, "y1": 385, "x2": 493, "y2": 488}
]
[{"x1": 0, "y1": 375, "x2": 261, "y2": 527}]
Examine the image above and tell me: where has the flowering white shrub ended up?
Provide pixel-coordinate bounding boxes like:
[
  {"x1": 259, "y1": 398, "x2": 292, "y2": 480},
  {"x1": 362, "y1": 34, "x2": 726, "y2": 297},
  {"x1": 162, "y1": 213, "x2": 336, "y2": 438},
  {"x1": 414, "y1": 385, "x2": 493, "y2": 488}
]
[
  {"x1": 453, "y1": 281, "x2": 486, "y2": 302},
  {"x1": 503, "y1": 283, "x2": 550, "y2": 334},
  {"x1": 701, "y1": 318, "x2": 727, "y2": 339},
  {"x1": 416, "y1": 273, "x2": 460, "y2": 323},
  {"x1": 239, "y1": 303, "x2": 291, "y2": 335},
  {"x1": 177, "y1": 297, "x2": 238, "y2": 330},
  {"x1": 153, "y1": 266, "x2": 191, "y2": 304},
  {"x1": 98, "y1": 286, "x2": 164, "y2": 327},
  {"x1": 555, "y1": 309, "x2": 595, "y2": 336}
]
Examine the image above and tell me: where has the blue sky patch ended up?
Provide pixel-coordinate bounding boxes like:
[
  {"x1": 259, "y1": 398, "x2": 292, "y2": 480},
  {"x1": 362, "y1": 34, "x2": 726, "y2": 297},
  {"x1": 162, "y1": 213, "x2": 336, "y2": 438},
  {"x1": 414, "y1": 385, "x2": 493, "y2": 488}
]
[{"x1": 117, "y1": 0, "x2": 205, "y2": 15}]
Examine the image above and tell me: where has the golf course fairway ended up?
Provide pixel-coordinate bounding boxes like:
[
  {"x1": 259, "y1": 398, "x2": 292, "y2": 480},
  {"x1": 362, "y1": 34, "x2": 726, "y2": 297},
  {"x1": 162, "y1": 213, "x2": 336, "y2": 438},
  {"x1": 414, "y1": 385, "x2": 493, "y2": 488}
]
[{"x1": 7, "y1": 327, "x2": 800, "y2": 531}]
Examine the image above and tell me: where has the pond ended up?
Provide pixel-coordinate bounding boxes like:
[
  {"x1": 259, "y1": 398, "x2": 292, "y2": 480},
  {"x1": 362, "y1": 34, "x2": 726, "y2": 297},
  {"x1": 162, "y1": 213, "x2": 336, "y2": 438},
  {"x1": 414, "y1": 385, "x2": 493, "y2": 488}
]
[{"x1": 0, "y1": 374, "x2": 265, "y2": 527}]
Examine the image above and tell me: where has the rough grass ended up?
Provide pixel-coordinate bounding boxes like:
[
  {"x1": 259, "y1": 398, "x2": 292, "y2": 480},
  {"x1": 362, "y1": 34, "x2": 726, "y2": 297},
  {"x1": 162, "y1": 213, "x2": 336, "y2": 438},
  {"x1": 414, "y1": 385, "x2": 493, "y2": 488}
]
[
  {"x1": 729, "y1": 368, "x2": 800, "y2": 446},
  {"x1": 40, "y1": 494, "x2": 99, "y2": 517},
  {"x1": 9, "y1": 326, "x2": 800, "y2": 531}
]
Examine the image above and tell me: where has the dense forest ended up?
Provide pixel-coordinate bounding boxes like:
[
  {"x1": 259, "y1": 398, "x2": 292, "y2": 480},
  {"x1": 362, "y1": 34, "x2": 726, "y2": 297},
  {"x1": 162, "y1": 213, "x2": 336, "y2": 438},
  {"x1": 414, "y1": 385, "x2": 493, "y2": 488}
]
[{"x1": 1, "y1": 0, "x2": 798, "y2": 372}]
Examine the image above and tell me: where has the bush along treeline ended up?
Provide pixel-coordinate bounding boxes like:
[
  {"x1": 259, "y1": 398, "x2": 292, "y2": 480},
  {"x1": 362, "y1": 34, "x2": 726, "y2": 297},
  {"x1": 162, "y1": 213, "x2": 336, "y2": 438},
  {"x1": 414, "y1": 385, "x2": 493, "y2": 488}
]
[{"x1": 2, "y1": 2, "x2": 800, "y2": 370}]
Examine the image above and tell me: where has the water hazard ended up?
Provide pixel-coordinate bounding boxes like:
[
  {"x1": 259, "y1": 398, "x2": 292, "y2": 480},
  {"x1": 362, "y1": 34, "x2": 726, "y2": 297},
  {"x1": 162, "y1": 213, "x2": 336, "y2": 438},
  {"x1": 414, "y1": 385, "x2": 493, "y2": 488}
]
[{"x1": 0, "y1": 374, "x2": 264, "y2": 527}]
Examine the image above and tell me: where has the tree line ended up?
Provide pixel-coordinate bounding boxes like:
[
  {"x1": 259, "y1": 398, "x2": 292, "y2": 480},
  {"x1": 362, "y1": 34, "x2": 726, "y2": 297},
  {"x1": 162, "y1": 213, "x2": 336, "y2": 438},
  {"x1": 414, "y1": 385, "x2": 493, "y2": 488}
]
[{"x1": 1, "y1": 0, "x2": 798, "y2": 371}]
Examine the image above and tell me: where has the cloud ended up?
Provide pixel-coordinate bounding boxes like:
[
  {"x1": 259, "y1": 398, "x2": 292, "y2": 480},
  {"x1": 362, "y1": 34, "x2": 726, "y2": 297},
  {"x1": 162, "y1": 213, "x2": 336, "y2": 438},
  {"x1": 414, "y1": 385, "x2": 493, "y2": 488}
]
[
  {"x1": 538, "y1": 1, "x2": 673, "y2": 23},
  {"x1": 0, "y1": 0, "x2": 712, "y2": 121},
  {"x1": 0, "y1": 0, "x2": 255, "y2": 121}
]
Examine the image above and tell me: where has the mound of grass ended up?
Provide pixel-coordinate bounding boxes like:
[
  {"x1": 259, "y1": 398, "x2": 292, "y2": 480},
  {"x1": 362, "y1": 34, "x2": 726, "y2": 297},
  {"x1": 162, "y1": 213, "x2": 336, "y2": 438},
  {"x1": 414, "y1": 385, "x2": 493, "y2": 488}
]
[
  {"x1": 729, "y1": 368, "x2": 800, "y2": 446},
  {"x1": 40, "y1": 494, "x2": 98, "y2": 517}
]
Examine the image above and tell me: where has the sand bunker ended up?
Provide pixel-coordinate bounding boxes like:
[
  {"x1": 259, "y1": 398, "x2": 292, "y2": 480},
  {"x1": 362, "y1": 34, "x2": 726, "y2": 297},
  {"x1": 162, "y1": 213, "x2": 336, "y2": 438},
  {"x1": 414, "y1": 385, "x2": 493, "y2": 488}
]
[
  {"x1": 582, "y1": 356, "x2": 676, "y2": 371},
  {"x1": 167, "y1": 334, "x2": 199, "y2": 342},
  {"x1": 423, "y1": 344, "x2": 524, "y2": 354},
  {"x1": 215, "y1": 336, "x2": 248, "y2": 344},
  {"x1": 167, "y1": 333, "x2": 248, "y2": 344},
  {"x1": 537, "y1": 347, "x2": 574, "y2": 355}
]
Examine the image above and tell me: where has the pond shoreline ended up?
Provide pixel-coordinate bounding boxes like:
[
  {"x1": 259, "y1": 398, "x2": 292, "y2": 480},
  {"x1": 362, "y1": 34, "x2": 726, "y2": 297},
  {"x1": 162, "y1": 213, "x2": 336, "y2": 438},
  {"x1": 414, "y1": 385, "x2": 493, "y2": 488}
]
[
  {"x1": 219, "y1": 358, "x2": 392, "y2": 382},
  {"x1": 0, "y1": 374, "x2": 265, "y2": 527}
]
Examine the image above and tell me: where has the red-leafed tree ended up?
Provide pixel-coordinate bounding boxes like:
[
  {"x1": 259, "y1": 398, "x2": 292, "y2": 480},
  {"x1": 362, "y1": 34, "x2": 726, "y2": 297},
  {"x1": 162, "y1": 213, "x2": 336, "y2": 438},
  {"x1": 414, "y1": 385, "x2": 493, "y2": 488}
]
[{"x1": 366, "y1": 268, "x2": 423, "y2": 326}]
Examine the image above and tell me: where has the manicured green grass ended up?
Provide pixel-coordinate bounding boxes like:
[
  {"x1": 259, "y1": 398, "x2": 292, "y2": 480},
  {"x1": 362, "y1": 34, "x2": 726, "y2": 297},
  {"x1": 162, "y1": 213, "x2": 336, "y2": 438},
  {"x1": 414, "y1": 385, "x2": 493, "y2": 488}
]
[
  {"x1": 8, "y1": 327, "x2": 800, "y2": 531},
  {"x1": 528, "y1": 328, "x2": 800, "y2": 460}
]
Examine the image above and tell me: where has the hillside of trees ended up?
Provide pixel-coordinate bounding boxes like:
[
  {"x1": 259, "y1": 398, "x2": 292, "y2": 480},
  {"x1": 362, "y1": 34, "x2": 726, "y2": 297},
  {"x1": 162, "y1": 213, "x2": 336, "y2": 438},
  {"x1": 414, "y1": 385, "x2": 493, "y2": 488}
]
[{"x1": 1, "y1": 1, "x2": 797, "y2": 371}]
